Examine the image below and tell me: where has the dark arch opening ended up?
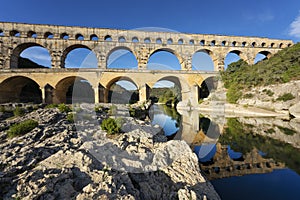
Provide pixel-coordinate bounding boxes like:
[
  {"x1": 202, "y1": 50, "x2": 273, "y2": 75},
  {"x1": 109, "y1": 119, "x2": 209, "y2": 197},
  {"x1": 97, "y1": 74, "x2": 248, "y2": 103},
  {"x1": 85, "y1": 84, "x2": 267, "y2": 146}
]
[
  {"x1": 75, "y1": 34, "x2": 84, "y2": 40},
  {"x1": 107, "y1": 47, "x2": 138, "y2": 69},
  {"x1": 198, "y1": 77, "x2": 218, "y2": 101},
  {"x1": 55, "y1": 76, "x2": 94, "y2": 104},
  {"x1": 90, "y1": 34, "x2": 98, "y2": 41},
  {"x1": 27, "y1": 31, "x2": 37, "y2": 38},
  {"x1": 44, "y1": 32, "x2": 53, "y2": 39},
  {"x1": 221, "y1": 41, "x2": 226, "y2": 46},
  {"x1": 0, "y1": 76, "x2": 42, "y2": 103},
  {"x1": 61, "y1": 33, "x2": 69, "y2": 40},
  {"x1": 156, "y1": 38, "x2": 162, "y2": 44},
  {"x1": 254, "y1": 51, "x2": 271, "y2": 64},
  {"x1": 192, "y1": 50, "x2": 214, "y2": 71},
  {"x1": 224, "y1": 50, "x2": 242, "y2": 70},
  {"x1": 242, "y1": 42, "x2": 247, "y2": 47},
  {"x1": 104, "y1": 35, "x2": 112, "y2": 41},
  {"x1": 0, "y1": 30, "x2": 4, "y2": 36},
  {"x1": 147, "y1": 49, "x2": 181, "y2": 70},
  {"x1": 178, "y1": 39, "x2": 183, "y2": 44},
  {"x1": 200, "y1": 40, "x2": 205, "y2": 46},
  {"x1": 62, "y1": 45, "x2": 98, "y2": 68},
  {"x1": 144, "y1": 38, "x2": 151, "y2": 43},
  {"x1": 189, "y1": 40, "x2": 194, "y2": 45},
  {"x1": 132, "y1": 37, "x2": 139, "y2": 42},
  {"x1": 167, "y1": 38, "x2": 173, "y2": 44},
  {"x1": 118, "y1": 36, "x2": 126, "y2": 42},
  {"x1": 10, "y1": 30, "x2": 20, "y2": 37},
  {"x1": 150, "y1": 77, "x2": 182, "y2": 105},
  {"x1": 107, "y1": 77, "x2": 139, "y2": 104},
  {"x1": 11, "y1": 43, "x2": 51, "y2": 69}
]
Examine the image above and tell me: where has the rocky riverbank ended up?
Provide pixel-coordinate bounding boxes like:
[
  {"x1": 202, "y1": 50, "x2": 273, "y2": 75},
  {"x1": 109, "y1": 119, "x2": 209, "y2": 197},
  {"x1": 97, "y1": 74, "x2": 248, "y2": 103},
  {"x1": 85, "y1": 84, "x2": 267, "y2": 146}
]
[{"x1": 0, "y1": 104, "x2": 220, "y2": 200}]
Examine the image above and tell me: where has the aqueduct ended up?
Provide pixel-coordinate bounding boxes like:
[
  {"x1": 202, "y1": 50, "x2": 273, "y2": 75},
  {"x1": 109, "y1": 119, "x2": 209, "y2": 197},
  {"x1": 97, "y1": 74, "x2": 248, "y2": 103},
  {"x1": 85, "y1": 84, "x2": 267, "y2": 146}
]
[{"x1": 0, "y1": 22, "x2": 293, "y2": 106}]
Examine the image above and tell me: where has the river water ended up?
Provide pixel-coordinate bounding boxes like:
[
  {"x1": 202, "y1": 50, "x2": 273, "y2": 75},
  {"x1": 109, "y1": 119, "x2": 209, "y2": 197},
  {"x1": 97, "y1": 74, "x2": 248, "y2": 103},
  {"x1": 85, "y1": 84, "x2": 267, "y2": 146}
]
[{"x1": 150, "y1": 104, "x2": 300, "y2": 200}]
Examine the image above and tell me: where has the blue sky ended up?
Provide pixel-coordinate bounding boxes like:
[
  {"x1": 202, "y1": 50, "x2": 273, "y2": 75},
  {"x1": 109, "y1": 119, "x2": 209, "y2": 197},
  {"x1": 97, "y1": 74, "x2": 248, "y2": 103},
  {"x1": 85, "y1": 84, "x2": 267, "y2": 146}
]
[
  {"x1": 2, "y1": 0, "x2": 300, "y2": 88},
  {"x1": 1, "y1": 0, "x2": 300, "y2": 41}
]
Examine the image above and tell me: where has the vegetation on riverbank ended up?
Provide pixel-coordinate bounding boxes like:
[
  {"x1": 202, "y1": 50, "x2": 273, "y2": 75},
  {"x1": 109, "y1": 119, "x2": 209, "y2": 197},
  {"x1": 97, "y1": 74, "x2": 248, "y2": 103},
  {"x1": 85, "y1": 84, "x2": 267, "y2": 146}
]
[{"x1": 222, "y1": 43, "x2": 300, "y2": 103}]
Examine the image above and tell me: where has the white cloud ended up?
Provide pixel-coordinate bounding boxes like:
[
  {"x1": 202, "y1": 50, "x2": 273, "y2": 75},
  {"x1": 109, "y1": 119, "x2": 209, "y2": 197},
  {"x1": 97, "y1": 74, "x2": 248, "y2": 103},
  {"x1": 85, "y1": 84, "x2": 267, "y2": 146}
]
[
  {"x1": 289, "y1": 12, "x2": 300, "y2": 38},
  {"x1": 243, "y1": 10, "x2": 274, "y2": 23}
]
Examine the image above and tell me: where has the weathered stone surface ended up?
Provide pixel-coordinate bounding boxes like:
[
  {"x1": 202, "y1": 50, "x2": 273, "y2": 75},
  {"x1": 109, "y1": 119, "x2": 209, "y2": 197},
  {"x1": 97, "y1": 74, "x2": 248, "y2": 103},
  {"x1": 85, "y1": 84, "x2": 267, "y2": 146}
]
[{"x1": 0, "y1": 105, "x2": 220, "y2": 200}]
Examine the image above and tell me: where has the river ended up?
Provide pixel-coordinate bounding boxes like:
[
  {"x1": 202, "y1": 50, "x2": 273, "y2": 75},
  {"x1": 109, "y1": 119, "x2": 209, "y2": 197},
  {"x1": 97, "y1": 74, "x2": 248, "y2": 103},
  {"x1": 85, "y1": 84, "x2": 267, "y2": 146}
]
[{"x1": 149, "y1": 104, "x2": 300, "y2": 200}]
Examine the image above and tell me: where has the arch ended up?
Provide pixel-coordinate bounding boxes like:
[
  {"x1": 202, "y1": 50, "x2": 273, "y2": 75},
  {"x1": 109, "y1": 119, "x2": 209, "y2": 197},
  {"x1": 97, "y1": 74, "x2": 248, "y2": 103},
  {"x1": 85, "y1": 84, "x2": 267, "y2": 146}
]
[
  {"x1": 27, "y1": 31, "x2": 37, "y2": 38},
  {"x1": 242, "y1": 41, "x2": 247, "y2": 47},
  {"x1": 210, "y1": 40, "x2": 216, "y2": 46},
  {"x1": 106, "y1": 76, "x2": 139, "y2": 104},
  {"x1": 254, "y1": 51, "x2": 271, "y2": 64},
  {"x1": 251, "y1": 42, "x2": 256, "y2": 47},
  {"x1": 221, "y1": 41, "x2": 227, "y2": 46},
  {"x1": 10, "y1": 42, "x2": 51, "y2": 69},
  {"x1": 156, "y1": 38, "x2": 162, "y2": 44},
  {"x1": 0, "y1": 76, "x2": 42, "y2": 103},
  {"x1": 231, "y1": 41, "x2": 237, "y2": 47},
  {"x1": 132, "y1": 37, "x2": 139, "y2": 42},
  {"x1": 147, "y1": 48, "x2": 181, "y2": 70},
  {"x1": 192, "y1": 49, "x2": 214, "y2": 71},
  {"x1": 224, "y1": 50, "x2": 243, "y2": 69},
  {"x1": 198, "y1": 76, "x2": 218, "y2": 100},
  {"x1": 44, "y1": 32, "x2": 53, "y2": 39},
  {"x1": 106, "y1": 46, "x2": 138, "y2": 69},
  {"x1": 75, "y1": 33, "x2": 84, "y2": 40},
  {"x1": 54, "y1": 76, "x2": 94, "y2": 104},
  {"x1": 61, "y1": 33, "x2": 69, "y2": 40},
  {"x1": 144, "y1": 37, "x2": 151, "y2": 43},
  {"x1": 261, "y1": 42, "x2": 266, "y2": 47},
  {"x1": 287, "y1": 43, "x2": 292, "y2": 47},
  {"x1": 200, "y1": 40, "x2": 205, "y2": 46},
  {"x1": 178, "y1": 39, "x2": 184, "y2": 44},
  {"x1": 104, "y1": 35, "x2": 112, "y2": 41},
  {"x1": 279, "y1": 43, "x2": 283, "y2": 48},
  {"x1": 62, "y1": 44, "x2": 98, "y2": 68},
  {"x1": 189, "y1": 40, "x2": 195, "y2": 45},
  {"x1": 10, "y1": 30, "x2": 20, "y2": 37},
  {"x1": 150, "y1": 76, "x2": 182, "y2": 104},
  {"x1": 0, "y1": 29, "x2": 4, "y2": 36},
  {"x1": 118, "y1": 36, "x2": 126, "y2": 42},
  {"x1": 270, "y1": 43, "x2": 275, "y2": 48},
  {"x1": 167, "y1": 38, "x2": 173, "y2": 44},
  {"x1": 90, "y1": 34, "x2": 98, "y2": 41}
]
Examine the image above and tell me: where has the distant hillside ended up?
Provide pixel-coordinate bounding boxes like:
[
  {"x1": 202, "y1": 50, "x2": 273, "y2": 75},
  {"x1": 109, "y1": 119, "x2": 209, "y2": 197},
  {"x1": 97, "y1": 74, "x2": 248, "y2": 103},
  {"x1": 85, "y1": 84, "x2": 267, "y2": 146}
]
[
  {"x1": 222, "y1": 43, "x2": 300, "y2": 103},
  {"x1": 18, "y1": 57, "x2": 48, "y2": 68}
]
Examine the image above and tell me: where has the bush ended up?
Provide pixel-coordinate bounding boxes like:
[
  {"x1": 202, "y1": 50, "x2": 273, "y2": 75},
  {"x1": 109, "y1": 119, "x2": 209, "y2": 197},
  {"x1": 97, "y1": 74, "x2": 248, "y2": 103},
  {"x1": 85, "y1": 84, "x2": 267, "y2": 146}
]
[
  {"x1": 108, "y1": 105, "x2": 117, "y2": 115},
  {"x1": 67, "y1": 113, "x2": 75, "y2": 123},
  {"x1": 101, "y1": 118, "x2": 121, "y2": 134},
  {"x1": 13, "y1": 107, "x2": 25, "y2": 117},
  {"x1": 7, "y1": 119, "x2": 38, "y2": 138},
  {"x1": 58, "y1": 103, "x2": 72, "y2": 113},
  {"x1": 243, "y1": 93, "x2": 254, "y2": 99},
  {"x1": 45, "y1": 104, "x2": 58, "y2": 109},
  {"x1": 276, "y1": 93, "x2": 295, "y2": 102},
  {"x1": 226, "y1": 86, "x2": 242, "y2": 103},
  {"x1": 0, "y1": 105, "x2": 6, "y2": 112}
]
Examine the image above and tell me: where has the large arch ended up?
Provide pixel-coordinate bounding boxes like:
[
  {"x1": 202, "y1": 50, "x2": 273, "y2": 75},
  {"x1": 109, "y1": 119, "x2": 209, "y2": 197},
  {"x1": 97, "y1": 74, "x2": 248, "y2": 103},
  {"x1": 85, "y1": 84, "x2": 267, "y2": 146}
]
[
  {"x1": 106, "y1": 46, "x2": 138, "y2": 69},
  {"x1": 10, "y1": 43, "x2": 51, "y2": 69},
  {"x1": 105, "y1": 76, "x2": 139, "y2": 104},
  {"x1": 150, "y1": 76, "x2": 182, "y2": 104},
  {"x1": 0, "y1": 76, "x2": 42, "y2": 103},
  {"x1": 147, "y1": 48, "x2": 182, "y2": 70},
  {"x1": 254, "y1": 51, "x2": 272, "y2": 64},
  {"x1": 192, "y1": 49, "x2": 214, "y2": 71},
  {"x1": 61, "y1": 44, "x2": 98, "y2": 68},
  {"x1": 224, "y1": 50, "x2": 245, "y2": 70},
  {"x1": 54, "y1": 76, "x2": 95, "y2": 104},
  {"x1": 198, "y1": 76, "x2": 218, "y2": 101}
]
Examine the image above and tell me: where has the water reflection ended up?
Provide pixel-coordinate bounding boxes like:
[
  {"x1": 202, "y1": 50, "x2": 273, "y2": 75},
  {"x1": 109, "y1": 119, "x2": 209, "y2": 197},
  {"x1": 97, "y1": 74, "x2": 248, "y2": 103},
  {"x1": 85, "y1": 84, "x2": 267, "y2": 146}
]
[{"x1": 150, "y1": 105, "x2": 300, "y2": 199}]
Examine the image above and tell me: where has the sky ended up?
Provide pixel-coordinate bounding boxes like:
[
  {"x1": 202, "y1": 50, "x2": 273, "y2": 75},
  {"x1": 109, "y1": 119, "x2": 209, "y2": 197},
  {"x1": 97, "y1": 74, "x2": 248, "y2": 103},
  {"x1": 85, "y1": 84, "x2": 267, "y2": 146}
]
[{"x1": 1, "y1": 0, "x2": 300, "y2": 88}]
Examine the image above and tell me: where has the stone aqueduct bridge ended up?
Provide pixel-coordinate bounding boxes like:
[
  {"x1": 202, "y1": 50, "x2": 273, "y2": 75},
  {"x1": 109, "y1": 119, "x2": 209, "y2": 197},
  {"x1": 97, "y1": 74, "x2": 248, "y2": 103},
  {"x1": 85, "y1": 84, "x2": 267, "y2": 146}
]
[{"x1": 0, "y1": 22, "x2": 293, "y2": 105}]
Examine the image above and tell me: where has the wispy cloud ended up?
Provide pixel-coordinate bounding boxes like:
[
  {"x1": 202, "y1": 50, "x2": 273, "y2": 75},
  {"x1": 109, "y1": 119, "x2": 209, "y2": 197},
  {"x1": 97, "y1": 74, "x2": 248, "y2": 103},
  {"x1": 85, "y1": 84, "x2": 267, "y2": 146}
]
[
  {"x1": 243, "y1": 11, "x2": 275, "y2": 23},
  {"x1": 289, "y1": 11, "x2": 300, "y2": 38}
]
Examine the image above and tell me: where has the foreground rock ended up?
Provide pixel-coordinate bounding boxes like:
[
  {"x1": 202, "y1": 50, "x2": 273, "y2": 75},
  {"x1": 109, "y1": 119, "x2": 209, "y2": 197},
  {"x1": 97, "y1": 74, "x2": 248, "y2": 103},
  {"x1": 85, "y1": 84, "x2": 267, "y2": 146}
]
[{"x1": 0, "y1": 105, "x2": 220, "y2": 200}]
